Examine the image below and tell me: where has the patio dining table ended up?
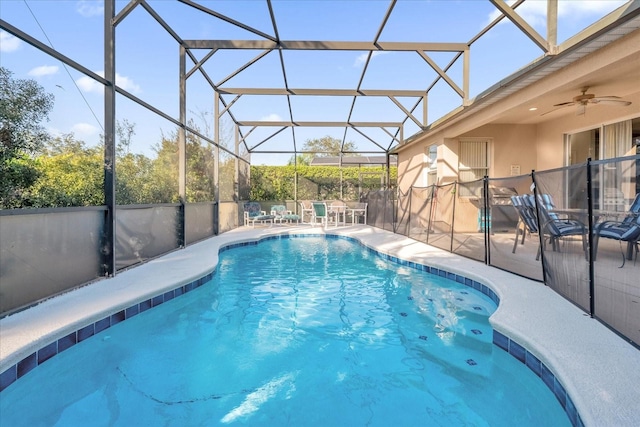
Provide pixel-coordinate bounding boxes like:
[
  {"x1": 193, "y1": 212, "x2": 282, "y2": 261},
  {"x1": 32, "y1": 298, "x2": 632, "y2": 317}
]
[
  {"x1": 327, "y1": 203, "x2": 368, "y2": 225},
  {"x1": 328, "y1": 203, "x2": 348, "y2": 226},
  {"x1": 347, "y1": 205, "x2": 367, "y2": 225}
]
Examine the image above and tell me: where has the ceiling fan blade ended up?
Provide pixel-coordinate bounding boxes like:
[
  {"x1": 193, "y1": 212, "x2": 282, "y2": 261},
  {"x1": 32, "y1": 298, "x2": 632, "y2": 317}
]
[
  {"x1": 591, "y1": 99, "x2": 632, "y2": 106},
  {"x1": 592, "y1": 95, "x2": 621, "y2": 100},
  {"x1": 541, "y1": 104, "x2": 572, "y2": 116},
  {"x1": 552, "y1": 101, "x2": 575, "y2": 107}
]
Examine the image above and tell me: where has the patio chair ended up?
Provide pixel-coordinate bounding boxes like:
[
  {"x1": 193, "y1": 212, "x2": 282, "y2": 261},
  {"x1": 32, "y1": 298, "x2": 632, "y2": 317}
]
[
  {"x1": 311, "y1": 201, "x2": 336, "y2": 227},
  {"x1": 270, "y1": 205, "x2": 300, "y2": 225},
  {"x1": 243, "y1": 202, "x2": 275, "y2": 227},
  {"x1": 593, "y1": 193, "x2": 640, "y2": 267},
  {"x1": 511, "y1": 195, "x2": 539, "y2": 255},
  {"x1": 526, "y1": 194, "x2": 587, "y2": 259},
  {"x1": 299, "y1": 200, "x2": 314, "y2": 224}
]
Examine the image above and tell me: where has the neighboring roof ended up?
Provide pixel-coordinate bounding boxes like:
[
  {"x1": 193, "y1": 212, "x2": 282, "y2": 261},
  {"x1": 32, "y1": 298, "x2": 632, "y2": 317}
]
[{"x1": 309, "y1": 156, "x2": 397, "y2": 167}]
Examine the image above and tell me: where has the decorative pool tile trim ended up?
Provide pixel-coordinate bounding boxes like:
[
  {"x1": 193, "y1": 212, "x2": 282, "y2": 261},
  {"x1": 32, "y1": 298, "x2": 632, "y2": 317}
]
[
  {"x1": 0, "y1": 271, "x2": 212, "y2": 393},
  {"x1": 0, "y1": 232, "x2": 581, "y2": 427},
  {"x1": 493, "y1": 330, "x2": 584, "y2": 427}
]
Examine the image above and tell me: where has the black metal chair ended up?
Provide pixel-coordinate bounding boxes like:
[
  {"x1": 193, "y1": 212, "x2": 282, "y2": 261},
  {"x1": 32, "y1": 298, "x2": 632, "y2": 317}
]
[
  {"x1": 526, "y1": 194, "x2": 587, "y2": 259},
  {"x1": 511, "y1": 195, "x2": 539, "y2": 255},
  {"x1": 593, "y1": 193, "x2": 640, "y2": 267}
]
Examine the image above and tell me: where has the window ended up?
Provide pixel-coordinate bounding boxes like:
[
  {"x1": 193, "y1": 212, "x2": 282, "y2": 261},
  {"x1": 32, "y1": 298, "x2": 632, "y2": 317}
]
[
  {"x1": 601, "y1": 118, "x2": 639, "y2": 210},
  {"x1": 603, "y1": 119, "x2": 636, "y2": 158},
  {"x1": 458, "y1": 139, "x2": 490, "y2": 196},
  {"x1": 426, "y1": 145, "x2": 437, "y2": 186},
  {"x1": 565, "y1": 117, "x2": 639, "y2": 210},
  {"x1": 566, "y1": 128, "x2": 599, "y2": 165}
]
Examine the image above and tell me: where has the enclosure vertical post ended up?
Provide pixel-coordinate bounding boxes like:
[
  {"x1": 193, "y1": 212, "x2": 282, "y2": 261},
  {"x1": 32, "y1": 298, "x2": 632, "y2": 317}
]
[
  {"x1": 178, "y1": 45, "x2": 186, "y2": 247},
  {"x1": 294, "y1": 158, "x2": 299, "y2": 214},
  {"x1": 407, "y1": 187, "x2": 412, "y2": 237},
  {"x1": 213, "y1": 91, "x2": 220, "y2": 235},
  {"x1": 531, "y1": 170, "x2": 549, "y2": 284},
  {"x1": 426, "y1": 186, "x2": 433, "y2": 244},
  {"x1": 387, "y1": 153, "x2": 393, "y2": 231},
  {"x1": 103, "y1": 0, "x2": 116, "y2": 277},
  {"x1": 547, "y1": 0, "x2": 558, "y2": 54},
  {"x1": 422, "y1": 95, "x2": 427, "y2": 126},
  {"x1": 339, "y1": 154, "x2": 343, "y2": 200},
  {"x1": 386, "y1": 153, "x2": 391, "y2": 192},
  {"x1": 586, "y1": 158, "x2": 595, "y2": 317},
  {"x1": 483, "y1": 176, "x2": 489, "y2": 264},
  {"x1": 450, "y1": 181, "x2": 457, "y2": 253},
  {"x1": 234, "y1": 124, "x2": 239, "y2": 202},
  {"x1": 235, "y1": 124, "x2": 243, "y2": 227}
]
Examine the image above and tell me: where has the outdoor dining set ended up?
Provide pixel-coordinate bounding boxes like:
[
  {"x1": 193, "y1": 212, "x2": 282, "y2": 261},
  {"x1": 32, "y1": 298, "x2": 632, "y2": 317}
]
[
  {"x1": 511, "y1": 193, "x2": 640, "y2": 267},
  {"x1": 243, "y1": 201, "x2": 367, "y2": 228}
]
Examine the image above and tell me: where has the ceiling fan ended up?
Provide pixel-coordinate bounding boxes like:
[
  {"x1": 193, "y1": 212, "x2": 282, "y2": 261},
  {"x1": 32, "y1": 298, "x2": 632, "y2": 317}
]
[{"x1": 542, "y1": 86, "x2": 632, "y2": 116}]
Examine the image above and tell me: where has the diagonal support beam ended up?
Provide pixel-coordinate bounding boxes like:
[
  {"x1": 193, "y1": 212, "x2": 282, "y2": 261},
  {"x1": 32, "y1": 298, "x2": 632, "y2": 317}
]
[
  {"x1": 216, "y1": 49, "x2": 273, "y2": 87},
  {"x1": 179, "y1": 0, "x2": 277, "y2": 42},
  {"x1": 388, "y1": 96, "x2": 425, "y2": 129},
  {"x1": 247, "y1": 127, "x2": 288, "y2": 151},
  {"x1": 489, "y1": 0, "x2": 549, "y2": 52},
  {"x1": 186, "y1": 49, "x2": 217, "y2": 79},
  {"x1": 349, "y1": 127, "x2": 392, "y2": 152},
  {"x1": 416, "y1": 51, "x2": 464, "y2": 98}
]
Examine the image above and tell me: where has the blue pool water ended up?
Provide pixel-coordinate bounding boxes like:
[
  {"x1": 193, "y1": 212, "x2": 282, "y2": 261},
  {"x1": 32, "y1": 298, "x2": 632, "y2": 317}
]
[{"x1": 0, "y1": 236, "x2": 570, "y2": 426}]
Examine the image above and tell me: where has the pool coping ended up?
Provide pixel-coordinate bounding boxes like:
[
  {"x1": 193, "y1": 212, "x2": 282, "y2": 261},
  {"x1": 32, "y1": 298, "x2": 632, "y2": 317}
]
[{"x1": 1, "y1": 225, "x2": 639, "y2": 426}]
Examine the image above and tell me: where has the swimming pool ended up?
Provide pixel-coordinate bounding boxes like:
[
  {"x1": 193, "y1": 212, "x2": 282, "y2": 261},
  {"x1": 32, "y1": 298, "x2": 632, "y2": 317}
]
[{"x1": 0, "y1": 235, "x2": 571, "y2": 426}]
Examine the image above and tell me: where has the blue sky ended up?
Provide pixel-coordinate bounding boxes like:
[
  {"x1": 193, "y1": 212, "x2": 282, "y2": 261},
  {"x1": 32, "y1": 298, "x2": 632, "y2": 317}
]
[{"x1": 0, "y1": 0, "x2": 629, "y2": 164}]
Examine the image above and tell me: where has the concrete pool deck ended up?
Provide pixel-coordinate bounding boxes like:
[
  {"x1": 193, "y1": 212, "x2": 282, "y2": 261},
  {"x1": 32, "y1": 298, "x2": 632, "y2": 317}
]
[{"x1": 1, "y1": 225, "x2": 639, "y2": 426}]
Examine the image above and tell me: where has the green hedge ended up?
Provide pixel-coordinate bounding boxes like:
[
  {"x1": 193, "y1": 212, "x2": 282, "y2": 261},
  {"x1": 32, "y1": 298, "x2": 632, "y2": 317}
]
[{"x1": 249, "y1": 165, "x2": 397, "y2": 201}]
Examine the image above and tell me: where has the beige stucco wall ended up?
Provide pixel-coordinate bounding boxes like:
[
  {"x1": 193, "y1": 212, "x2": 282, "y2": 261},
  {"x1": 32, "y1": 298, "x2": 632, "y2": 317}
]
[
  {"x1": 397, "y1": 141, "x2": 430, "y2": 193},
  {"x1": 459, "y1": 124, "x2": 538, "y2": 178}
]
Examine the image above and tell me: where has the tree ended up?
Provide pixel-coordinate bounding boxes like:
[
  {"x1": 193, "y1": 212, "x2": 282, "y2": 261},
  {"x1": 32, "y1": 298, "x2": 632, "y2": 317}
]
[
  {"x1": 0, "y1": 67, "x2": 54, "y2": 208},
  {"x1": 287, "y1": 135, "x2": 358, "y2": 165},
  {"x1": 30, "y1": 134, "x2": 104, "y2": 207},
  {"x1": 287, "y1": 153, "x2": 314, "y2": 166},
  {"x1": 116, "y1": 118, "x2": 136, "y2": 155},
  {"x1": 301, "y1": 135, "x2": 357, "y2": 157},
  {"x1": 149, "y1": 122, "x2": 216, "y2": 204}
]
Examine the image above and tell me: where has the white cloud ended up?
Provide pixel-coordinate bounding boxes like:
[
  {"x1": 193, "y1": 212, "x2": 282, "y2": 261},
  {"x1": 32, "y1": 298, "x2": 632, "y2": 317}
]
[
  {"x1": 71, "y1": 122, "x2": 100, "y2": 137},
  {"x1": 0, "y1": 31, "x2": 21, "y2": 53},
  {"x1": 260, "y1": 113, "x2": 282, "y2": 121},
  {"x1": 76, "y1": 71, "x2": 141, "y2": 94},
  {"x1": 115, "y1": 73, "x2": 141, "y2": 93},
  {"x1": 76, "y1": 0, "x2": 103, "y2": 18},
  {"x1": 558, "y1": 0, "x2": 628, "y2": 17},
  {"x1": 354, "y1": 51, "x2": 389, "y2": 68},
  {"x1": 28, "y1": 65, "x2": 59, "y2": 78},
  {"x1": 76, "y1": 75, "x2": 101, "y2": 93}
]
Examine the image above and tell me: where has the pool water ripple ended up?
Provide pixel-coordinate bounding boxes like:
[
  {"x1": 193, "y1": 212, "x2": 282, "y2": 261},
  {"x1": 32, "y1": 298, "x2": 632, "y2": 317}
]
[{"x1": 0, "y1": 236, "x2": 571, "y2": 426}]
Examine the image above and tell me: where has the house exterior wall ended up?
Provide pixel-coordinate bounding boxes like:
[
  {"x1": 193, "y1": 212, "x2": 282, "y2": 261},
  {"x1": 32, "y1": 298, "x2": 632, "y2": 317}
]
[
  {"x1": 459, "y1": 124, "x2": 538, "y2": 177},
  {"x1": 396, "y1": 29, "x2": 640, "y2": 193},
  {"x1": 395, "y1": 28, "x2": 640, "y2": 235},
  {"x1": 397, "y1": 141, "x2": 430, "y2": 193}
]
